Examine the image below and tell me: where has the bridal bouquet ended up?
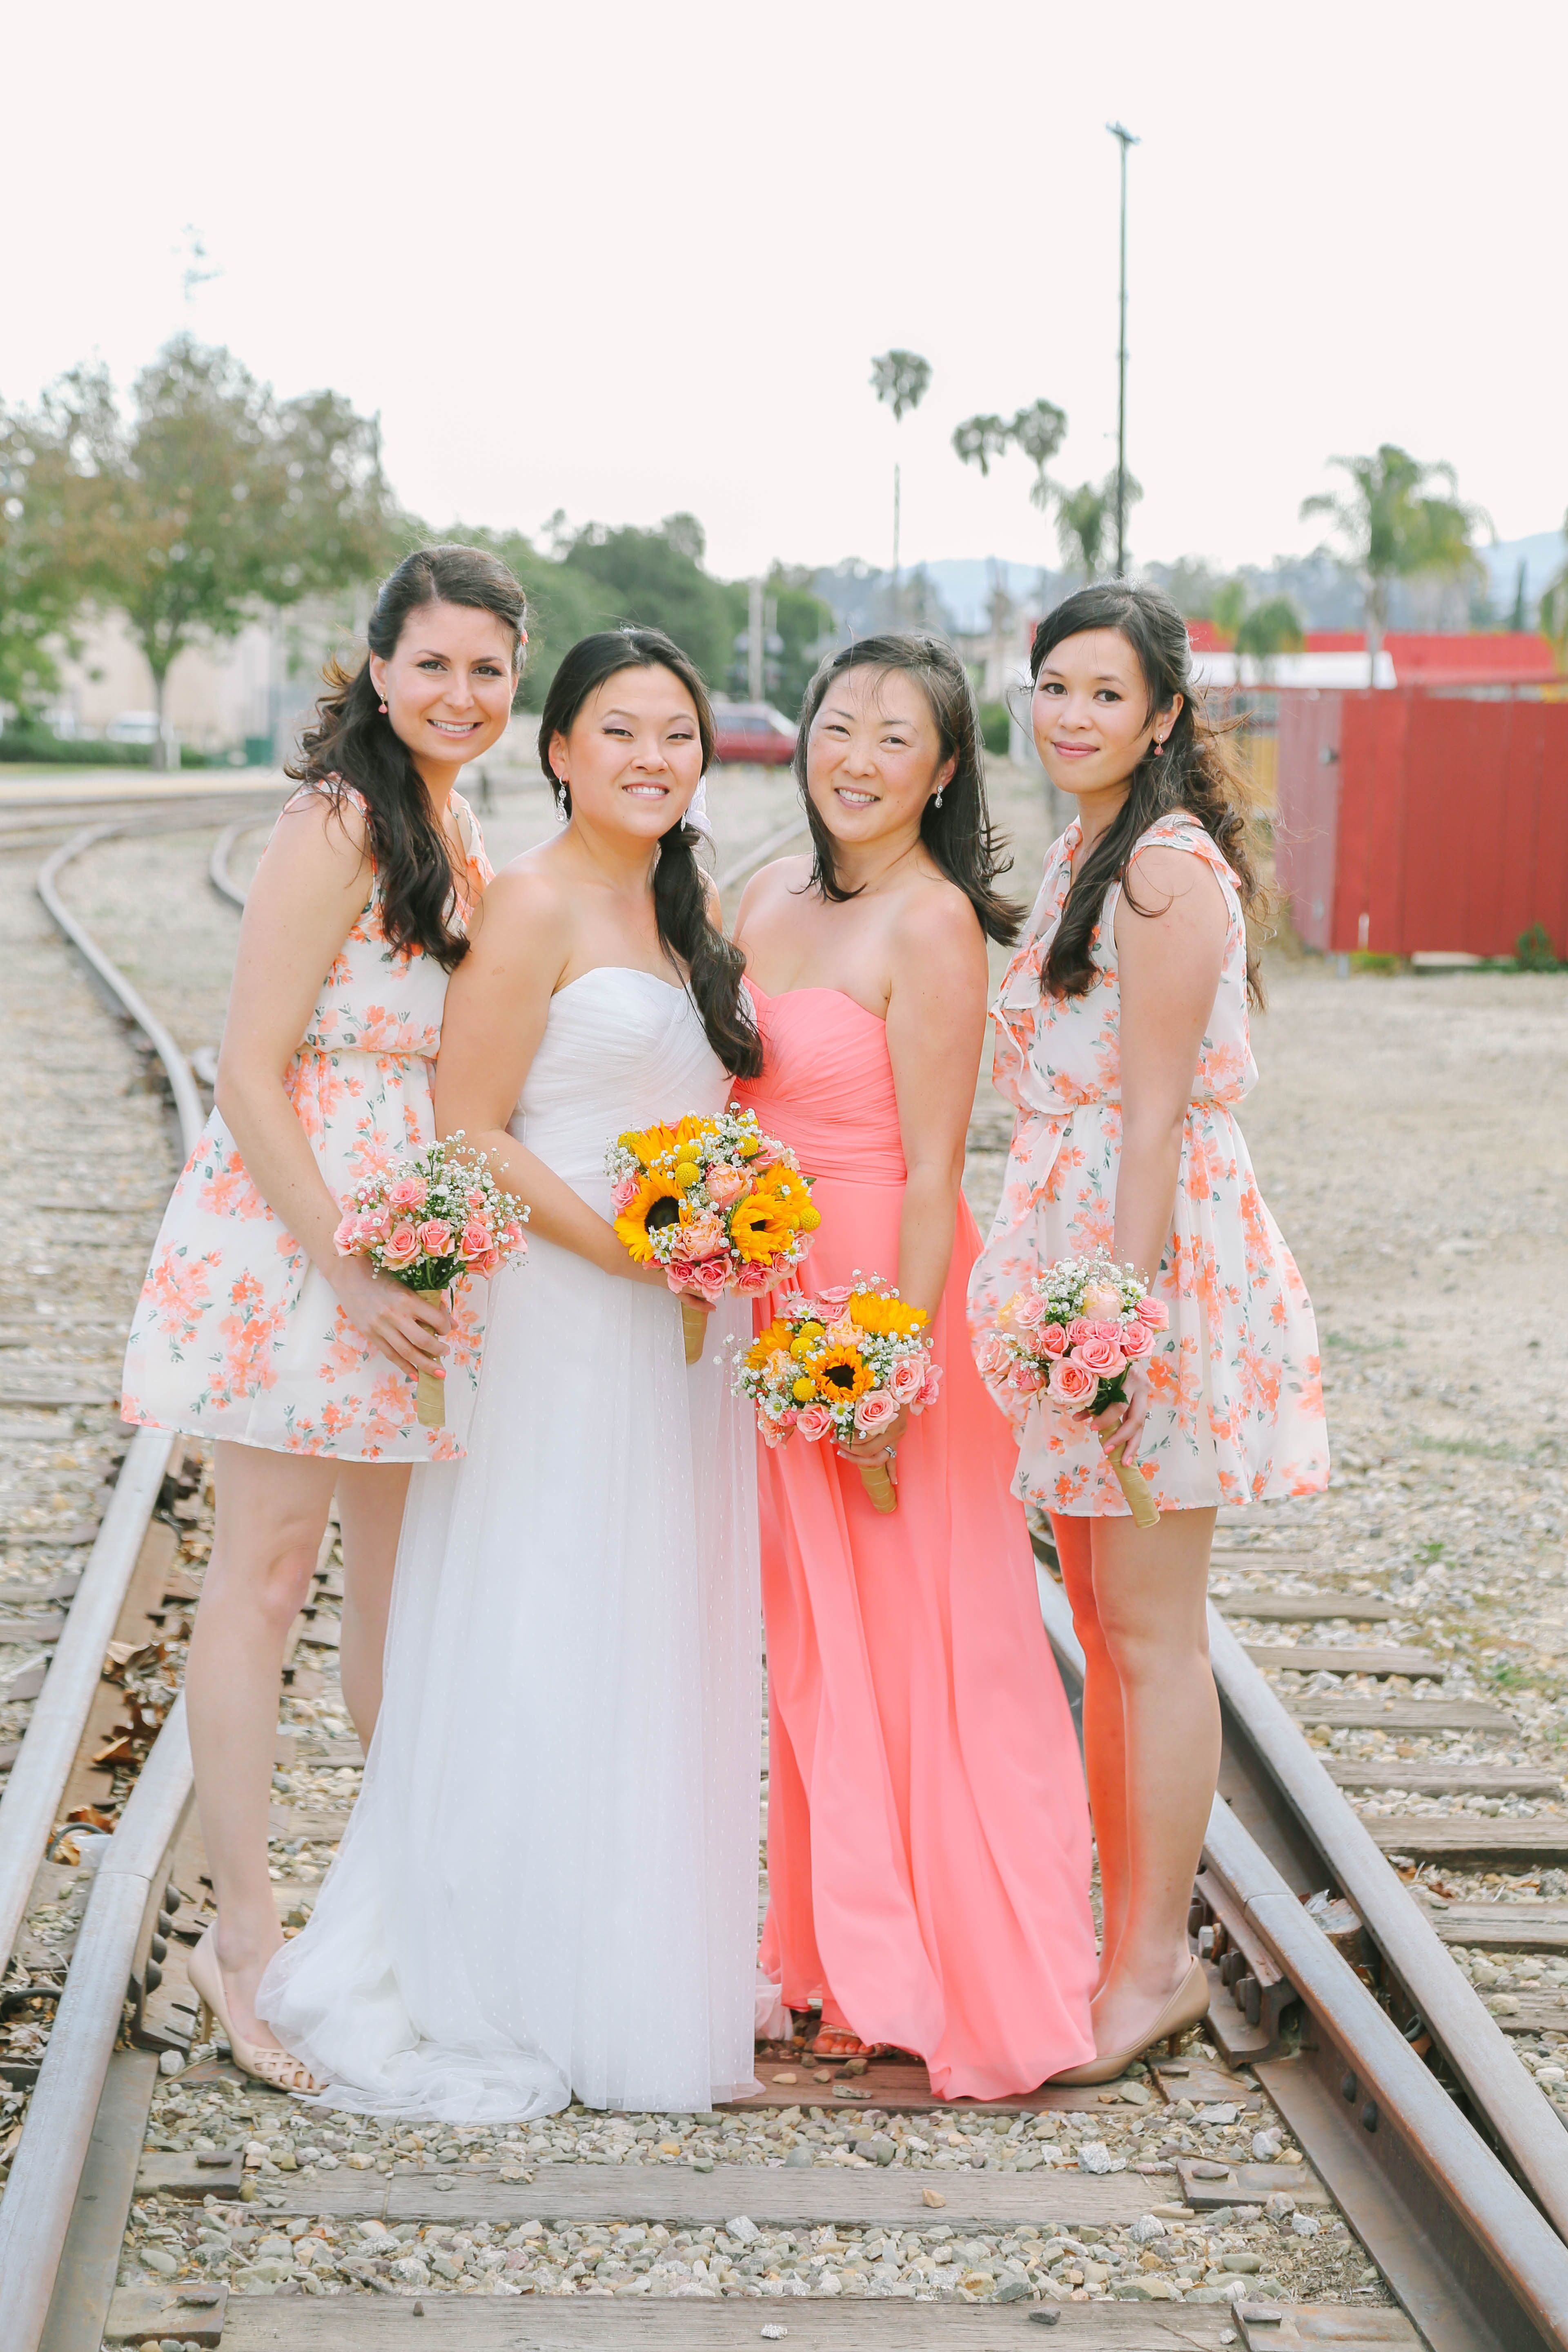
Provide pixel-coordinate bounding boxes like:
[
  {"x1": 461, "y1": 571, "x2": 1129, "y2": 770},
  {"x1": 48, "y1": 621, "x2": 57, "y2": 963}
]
[
  {"x1": 334, "y1": 1136, "x2": 528, "y2": 1428},
  {"x1": 976, "y1": 1252, "x2": 1167, "y2": 1528},
  {"x1": 608, "y1": 1107, "x2": 820, "y2": 1365},
  {"x1": 733, "y1": 1277, "x2": 939, "y2": 1515}
]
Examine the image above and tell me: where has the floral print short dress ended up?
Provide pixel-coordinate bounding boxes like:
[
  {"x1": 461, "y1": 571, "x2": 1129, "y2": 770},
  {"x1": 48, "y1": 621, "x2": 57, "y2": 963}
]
[
  {"x1": 121, "y1": 785, "x2": 493, "y2": 1463},
  {"x1": 968, "y1": 814, "x2": 1329, "y2": 1517}
]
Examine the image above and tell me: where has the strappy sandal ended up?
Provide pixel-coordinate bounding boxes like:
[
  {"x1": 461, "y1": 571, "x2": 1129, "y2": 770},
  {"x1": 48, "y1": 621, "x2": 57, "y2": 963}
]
[{"x1": 187, "y1": 1928, "x2": 324, "y2": 2097}]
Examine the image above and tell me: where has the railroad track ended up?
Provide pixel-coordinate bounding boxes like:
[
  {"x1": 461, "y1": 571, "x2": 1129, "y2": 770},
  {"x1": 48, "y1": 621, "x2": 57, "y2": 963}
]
[{"x1": 1, "y1": 786, "x2": 1567, "y2": 2348}]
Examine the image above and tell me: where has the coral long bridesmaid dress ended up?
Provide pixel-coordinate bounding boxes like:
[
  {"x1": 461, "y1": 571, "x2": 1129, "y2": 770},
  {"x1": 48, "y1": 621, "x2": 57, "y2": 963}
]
[{"x1": 733, "y1": 986, "x2": 1096, "y2": 2100}]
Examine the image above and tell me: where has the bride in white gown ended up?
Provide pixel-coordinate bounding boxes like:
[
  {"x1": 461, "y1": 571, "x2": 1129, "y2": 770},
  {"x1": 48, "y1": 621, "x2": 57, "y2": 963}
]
[{"x1": 259, "y1": 630, "x2": 768, "y2": 2119}]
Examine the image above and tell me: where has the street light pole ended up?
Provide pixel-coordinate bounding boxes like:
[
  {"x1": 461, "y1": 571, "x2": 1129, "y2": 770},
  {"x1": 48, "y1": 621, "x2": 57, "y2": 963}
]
[{"x1": 1107, "y1": 120, "x2": 1139, "y2": 579}]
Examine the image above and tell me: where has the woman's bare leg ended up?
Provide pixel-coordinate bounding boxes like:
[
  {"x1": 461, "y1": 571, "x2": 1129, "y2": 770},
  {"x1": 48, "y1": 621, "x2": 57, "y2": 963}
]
[
  {"x1": 185, "y1": 1442, "x2": 337, "y2": 2050},
  {"x1": 1083, "y1": 1505, "x2": 1218, "y2": 2056},
  {"x1": 1052, "y1": 1513, "x2": 1130, "y2": 1992},
  {"x1": 333, "y1": 1460, "x2": 412, "y2": 1748}
]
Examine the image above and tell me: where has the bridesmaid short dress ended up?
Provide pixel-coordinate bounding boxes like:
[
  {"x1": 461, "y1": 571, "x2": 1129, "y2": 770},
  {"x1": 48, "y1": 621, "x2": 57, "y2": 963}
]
[
  {"x1": 120, "y1": 784, "x2": 492, "y2": 1463},
  {"x1": 734, "y1": 985, "x2": 1096, "y2": 2101},
  {"x1": 969, "y1": 814, "x2": 1330, "y2": 1516}
]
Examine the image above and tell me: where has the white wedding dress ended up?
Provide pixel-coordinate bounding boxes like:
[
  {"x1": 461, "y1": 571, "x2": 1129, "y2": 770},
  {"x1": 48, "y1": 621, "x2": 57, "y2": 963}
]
[{"x1": 258, "y1": 969, "x2": 762, "y2": 2120}]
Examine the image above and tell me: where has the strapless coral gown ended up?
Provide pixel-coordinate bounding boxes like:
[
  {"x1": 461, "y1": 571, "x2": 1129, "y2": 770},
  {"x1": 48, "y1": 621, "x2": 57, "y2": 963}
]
[{"x1": 733, "y1": 986, "x2": 1096, "y2": 2100}]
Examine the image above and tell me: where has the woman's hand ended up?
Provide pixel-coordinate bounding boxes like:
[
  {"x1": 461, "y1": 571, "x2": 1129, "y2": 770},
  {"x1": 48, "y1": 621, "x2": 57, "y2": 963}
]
[
  {"x1": 330, "y1": 1259, "x2": 450, "y2": 1380},
  {"x1": 1088, "y1": 1361, "x2": 1150, "y2": 1469},
  {"x1": 837, "y1": 1404, "x2": 911, "y2": 1470}
]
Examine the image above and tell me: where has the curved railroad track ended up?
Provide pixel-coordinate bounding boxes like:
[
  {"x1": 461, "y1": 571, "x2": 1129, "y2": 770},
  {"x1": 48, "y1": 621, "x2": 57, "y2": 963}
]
[{"x1": 0, "y1": 778, "x2": 1564, "y2": 2350}]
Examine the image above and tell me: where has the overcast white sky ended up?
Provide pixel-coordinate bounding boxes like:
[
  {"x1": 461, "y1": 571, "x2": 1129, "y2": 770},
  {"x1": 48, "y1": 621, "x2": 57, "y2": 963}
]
[{"x1": 4, "y1": 0, "x2": 1562, "y2": 583}]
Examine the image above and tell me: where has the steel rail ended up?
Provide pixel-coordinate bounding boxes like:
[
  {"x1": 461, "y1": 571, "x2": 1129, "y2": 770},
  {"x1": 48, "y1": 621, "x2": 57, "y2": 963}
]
[
  {"x1": 207, "y1": 816, "x2": 253, "y2": 908},
  {"x1": 1207, "y1": 1605, "x2": 1568, "y2": 2234},
  {"x1": 1036, "y1": 1570, "x2": 1568, "y2": 2350},
  {"x1": 0, "y1": 818, "x2": 209, "y2": 2350}
]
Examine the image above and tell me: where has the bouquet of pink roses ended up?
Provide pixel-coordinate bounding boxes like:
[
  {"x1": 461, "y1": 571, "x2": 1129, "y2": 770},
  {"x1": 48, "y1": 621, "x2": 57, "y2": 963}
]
[
  {"x1": 733, "y1": 1277, "x2": 939, "y2": 1514},
  {"x1": 333, "y1": 1135, "x2": 527, "y2": 1427},
  {"x1": 976, "y1": 1252, "x2": 1167, "y2": 1528}
]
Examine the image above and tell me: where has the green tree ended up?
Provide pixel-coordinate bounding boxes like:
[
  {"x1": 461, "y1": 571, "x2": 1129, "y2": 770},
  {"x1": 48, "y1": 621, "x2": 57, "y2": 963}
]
[
  {"x1": 1540, "y1": 510, "x2": 1568, "y2": 671},
  {"x1": 951, "y1": 414, "x2": 1011, "y2": 478},
  {"x1": 1300, "y1": 444, "x2": 1484, "y2": 683},
  {"x1": 1234, "y1": 596, "x2": 1305, "y2": 660},
  {"x1": 1056, "y1": 471, "x2": 1141, "y2": 583},
  {"x1": 560, "y1": 513, "x2": 744, "y2": 690},
  {"x1": 1009, "y1": 399, "x2": 1067, "y2": 511},
  {"x1": 455, "y1": 522, "x2": 619, "y2": 712},
  {"x1": 870, "y1": 350, "x2": 931, "y2": 596},
  {"x1": 763, "y1": 568, "x2": 836, "y2": 715},
  {"x1": 0, "y1": 393, "x2": 102, "y2": 720},
  {"x1": 45, "y1": 336, "x2": 397, "y2": 762}
]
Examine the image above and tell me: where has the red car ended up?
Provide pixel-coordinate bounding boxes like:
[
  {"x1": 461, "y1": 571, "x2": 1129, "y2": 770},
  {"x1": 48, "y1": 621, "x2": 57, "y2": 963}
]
[{"x1": 710, "y1": 703, "x2": 797, "y2": 766}]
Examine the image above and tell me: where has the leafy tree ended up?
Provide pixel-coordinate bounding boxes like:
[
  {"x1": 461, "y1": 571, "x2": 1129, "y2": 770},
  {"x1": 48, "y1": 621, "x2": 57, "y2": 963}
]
[
  {"x1": 1234, "y1": 596, "x2": 1305, "y2": 659},
  {"x1": 1009, "y1": 399, "x2": 1067, "y2": 510},
  {"x1": 951, "y1": 414, "x2": 1011, "y2": 478},
  {"x1": 1211, "y1": 577, "x2": 1247, "y2": 646},
  {"x1": 454, "y1": 523, "x2": 619, "y2": 713},
  {"x1": 870, "y1": 350, "x2": 931, "y2": 594},
  {"x1": 559, "y1": 513, "x2": 744, "y2": 690},
  {"x1": 1540, "y1": 510, "x2": 1568, "y2": 670},
  {"x1": 762, "y1": 567, "x2": 837, "y2": 715},
  {"x1": 0, "y1": 394, "x2": 102, "y2": 719},
  {"x1": 1056, "y1": 471, "x2": 1141, "y2": 582},
  {"x1": 32, "y1": 336, "x2": 398, "y2": 762},
  {"x1": 1300, "y1": 444, "x2": 1484, "y2": 680}
]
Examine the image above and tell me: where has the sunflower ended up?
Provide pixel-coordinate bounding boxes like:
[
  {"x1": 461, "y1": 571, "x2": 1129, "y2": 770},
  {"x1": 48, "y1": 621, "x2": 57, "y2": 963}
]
[
  {"x1": 613, "y1": 1172, "x2": 685, "y2": 1263},
  {"x1": 620, "y1": 1114, "x2": 717, "y2": 1169},
  {"x1": 729, "y1": 1189, "x2": 794, "y2": 1263},
  {"x1": 849, "y1": 1292, "x2": 927, "y2": 1338},
  {"x1": 746, "y1": 1320, "x2": 791, "y2": 1370},
  {"x1": 814, "y1": 1345, "x2": 873, "y2": 1403}
]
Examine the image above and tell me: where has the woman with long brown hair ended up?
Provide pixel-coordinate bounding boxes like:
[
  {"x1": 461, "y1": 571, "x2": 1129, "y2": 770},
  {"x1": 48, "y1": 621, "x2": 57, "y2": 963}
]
[
  {"x1": 969, "y1": 582, "x2": 1328, "y2": 2082},
  {"x1": 122, "y1": 544, "x2": 525, "y2": 2089}
]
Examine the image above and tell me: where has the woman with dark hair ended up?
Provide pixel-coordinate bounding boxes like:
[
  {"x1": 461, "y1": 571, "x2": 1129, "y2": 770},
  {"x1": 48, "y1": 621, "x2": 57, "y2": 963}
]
[
  {"x1": 121, "y1": 544, "x2": 525, "y2": 2089},
  {"x1": 260, "y1": 629, "x2": 766, "y2": 2120},
  {"x1": 970, "y1": 582, "x2": 1328, "y2": 2082},
  {"x1": 731, "y1": 633, "x2": 1097, "y2": 2098}
]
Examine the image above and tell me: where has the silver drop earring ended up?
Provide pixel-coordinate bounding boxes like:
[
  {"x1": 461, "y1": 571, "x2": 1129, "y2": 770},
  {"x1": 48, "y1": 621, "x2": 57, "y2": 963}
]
[{"x1": 934, "y1": 787, "x2": 944, "y2": 808}]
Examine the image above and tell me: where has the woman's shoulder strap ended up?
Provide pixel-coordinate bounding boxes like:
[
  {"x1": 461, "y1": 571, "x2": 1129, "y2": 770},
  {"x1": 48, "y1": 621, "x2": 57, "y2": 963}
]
[{"x1": 1131, "y1": 811, "x2": 1240, "y2": 893}]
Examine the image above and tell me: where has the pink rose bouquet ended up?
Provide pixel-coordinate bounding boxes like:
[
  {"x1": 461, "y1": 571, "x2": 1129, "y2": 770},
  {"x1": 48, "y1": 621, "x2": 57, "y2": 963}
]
[
  {"x1": 333, "y1": 1135, "x2": 527, "y2": 1428},
  {"x1": 731, "y1": 1275, "x2": 938, "y2": 1516},
  {"x1": 980, "y1": 1252, "x2": 1168, "y2": 1528},
  {"x1": 607, "y1": 1107, "x2": 820, "y2": 1365}
]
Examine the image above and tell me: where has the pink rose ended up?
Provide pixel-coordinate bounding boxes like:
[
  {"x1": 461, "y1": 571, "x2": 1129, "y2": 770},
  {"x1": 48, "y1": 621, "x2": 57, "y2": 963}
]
[
  {"x1": 1136, "y1": 1295, "x2": 1170, "y2": 1331},
  {"x1": 914, "y1": 1366, "x2": 942, "y2": 1412},
  {"x1": 692, "y1": 1257, "x2": 730, "y2": 1299},
  {"x1": 1067, "y1": 1317, "x2": 1093, "y2": 1347},
  {"x1": 1009, "y1": 1360, "x2": 1045, "y2": 1394},
  {"x1": 1047, "y1": 1358, "x2": 1098, "y2": 1408},
  {"x1": 1086, "y1": 1318, "x2": 1123, "y2": 1346},
  {"x1": 974, "y1": 1333, "x2": 1011, "y2": 1380},
  {"x1": 888, "y1": 1353, "x2": 928, "y2": 1405},
  {"x1": 612, "y1": 1176, "x2": 640, "y2": 1213},
  {"x1": 824, "y1": 1314, "x2": 858, "y2": 1347},
  {"x1": 1014, "y1": 1291, "x2": 1050, "y2": 1331},
  {"x1": 760, "y1": 1412, "x2": 794, "y2": 1450},
  {"x1": 735, "y1": 1261, "x2": 772, "y2": 1292},
  {"x1": 356, "y1": 1209, "x2": 391, "y2": 1245},
  {"x1": 418, "y1": 1219, "x2": 453, "y2": 1258},
  {"x1": 388, "y1": 1177, "x2": 427, "y2": 1212},
  {"x1": 666, "y1": 1258, "x2": 697, "y2": 1291},
  {"x1": 749, "y1": 1139, "x2": 784, "y2": 1168},
  {"x1": 499, "y1": 1222, "x2": 526, "y2": 1256},
  {"x1": 1120, "y1": 1318, "x2": 1153, "y2": 1359},
  {"x1": 383, "y1": 1223, "x2": 419, "y2": 1268},
  {"x1": 680, "y1": 1210, "x2": 728, "y2": 1260},
  {"x1": 470, "y1": 1245, "x2": 500, "y2": 1277},
  {"x1": 1080, "y1": 1279, "x2": 1123, "y2": 1321},
  {"x1": 332, "y1": 1214, "x2": 358, "y2": 1255},
  {"x1": 854, "y1": 1389, "x2": 899, "y2": 1437},
  {"x1": 1073, "y1": 1334, "x2": 1126, "y2": 1378},
  {"x1": 1040, "y1": 1322, "x2": 1069, "y2": 1357},
  {"x1": 815, "y1": 1285, "x2": 851, "y2": 1308},
  {"x1": 795, "y1": 1403, "x2": 835, "y2": 1443},
  {"x1": 706, "y1": 1164, "x2": 747, "y2": 1207}
]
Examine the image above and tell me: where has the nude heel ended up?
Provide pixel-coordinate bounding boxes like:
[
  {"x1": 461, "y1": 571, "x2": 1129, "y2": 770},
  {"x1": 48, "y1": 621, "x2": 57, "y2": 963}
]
[
  {"x1": 1050, "y1": 1956, "x2": 1211, "y2": 2087},
  {"x1": 187, "y1": 1928, "x2": 324, "y2": 2098}
]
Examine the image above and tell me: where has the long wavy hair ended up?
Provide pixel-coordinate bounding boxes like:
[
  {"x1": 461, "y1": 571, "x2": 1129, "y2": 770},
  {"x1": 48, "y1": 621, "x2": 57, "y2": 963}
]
[
  {"x1": 290, "y1": 545, "x2": 526, "y2": 969},
  {"x1": 537, "y1": 628, "x2": 762, "y2": 1080},
  {"x1": 1031, "y1": 583, "x2": 1270, "y2": 1003},
  {"x1": 794, "y1": 633, "x2": 1024, "y2": 944}
]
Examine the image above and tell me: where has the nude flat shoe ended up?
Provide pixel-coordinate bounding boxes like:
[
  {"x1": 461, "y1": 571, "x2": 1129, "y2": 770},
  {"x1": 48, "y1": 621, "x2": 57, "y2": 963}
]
[
  {"x1": 187, "y1": 1927, "x2": 324, "y2": 2098},
  {"x1": 1049, "y1": 1955, "x2": 1210, "y2": 2087}
]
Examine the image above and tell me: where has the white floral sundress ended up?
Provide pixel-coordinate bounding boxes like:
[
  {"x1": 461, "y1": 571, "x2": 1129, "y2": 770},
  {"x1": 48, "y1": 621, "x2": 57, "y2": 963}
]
[
  {"x1": 968, "y1": 814, "x2": 1330, "y2": 1517},
  {"x1": 120, "y1": 785, "x2": 493, "y2": 1463}
]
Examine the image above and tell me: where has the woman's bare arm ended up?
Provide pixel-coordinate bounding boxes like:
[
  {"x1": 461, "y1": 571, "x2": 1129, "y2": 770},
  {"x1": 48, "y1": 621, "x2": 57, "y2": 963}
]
[{"x1": 214, "y1": 796, "x2": 447, "y2": 1377}]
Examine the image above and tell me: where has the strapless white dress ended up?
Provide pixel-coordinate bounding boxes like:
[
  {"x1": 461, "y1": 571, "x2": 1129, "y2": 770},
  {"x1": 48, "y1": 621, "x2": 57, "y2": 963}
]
[{"x1": 258, "y1": 969, "x2": 762, "y2": 2118}]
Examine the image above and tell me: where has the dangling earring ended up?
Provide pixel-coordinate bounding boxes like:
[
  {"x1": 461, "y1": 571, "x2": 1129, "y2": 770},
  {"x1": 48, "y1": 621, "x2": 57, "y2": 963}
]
[
  {"x1": 934, "y1": 786, "x2": 944, "y2": 808},
  {"x1": 378, "y1": 699, "x2": 388, "y2": 715}
]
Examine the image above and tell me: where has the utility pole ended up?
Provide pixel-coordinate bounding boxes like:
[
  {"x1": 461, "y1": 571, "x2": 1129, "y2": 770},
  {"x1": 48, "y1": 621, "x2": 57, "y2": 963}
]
[
  {"x1": 1107, "y1": 121, "x2": 1139, "y2": 579},
  {"x1": 748, "y1": 576, "x2": 764, "y2": 703}
]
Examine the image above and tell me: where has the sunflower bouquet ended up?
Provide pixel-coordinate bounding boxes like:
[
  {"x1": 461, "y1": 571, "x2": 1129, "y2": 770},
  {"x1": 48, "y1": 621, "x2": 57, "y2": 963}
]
[
  {"x1": 732, "y1": 1277, "x2": 940, "y2": 1514},
  {"x1": 607, "y1": 1107, "x2": 820, "y2": 1364}
]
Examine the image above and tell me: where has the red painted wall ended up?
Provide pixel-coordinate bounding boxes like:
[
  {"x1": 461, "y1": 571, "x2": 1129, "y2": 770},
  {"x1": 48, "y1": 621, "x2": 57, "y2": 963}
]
[{"x1": 1275, "y1": 690, "x2": 1568, "y2": 956}]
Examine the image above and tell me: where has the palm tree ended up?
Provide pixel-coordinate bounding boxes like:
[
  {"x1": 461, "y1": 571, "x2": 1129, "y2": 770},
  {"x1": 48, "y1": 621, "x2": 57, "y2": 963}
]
[
  {"x1": 870, "y1": 350, "x2": 931, "y2": 606},
  {"x1": 1056, "y1": 470, "x2": 1141, "y2": 583},
  {"x1": 951, "y1": 399, "x2": 1067, "y2": 543},
  {"x1": 1300, "y1": 445, "x2": 1485, "y2": 685}
]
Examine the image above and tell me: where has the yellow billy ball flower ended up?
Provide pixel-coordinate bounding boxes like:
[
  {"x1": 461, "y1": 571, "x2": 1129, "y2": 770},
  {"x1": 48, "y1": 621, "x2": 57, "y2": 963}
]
[
  {"x1": 796, "y1": 1205, "x2": 822, "y2": 1232},
  {"x1": 792, "y1": 1376, "x2": 815, "y2": 1403},
  {"x1": 672, "y1": 1160, "x2": 701, "y2": 1191}
]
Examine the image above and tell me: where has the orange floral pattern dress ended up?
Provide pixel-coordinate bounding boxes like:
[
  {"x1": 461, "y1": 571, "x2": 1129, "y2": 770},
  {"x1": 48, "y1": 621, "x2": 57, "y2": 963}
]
[
  {"x1": 120, "y1": 786, "x2": 493, "y2": 1463},
  {"x1": 968, "y1": 814, "x2": 1329, "y2": 1516}
]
